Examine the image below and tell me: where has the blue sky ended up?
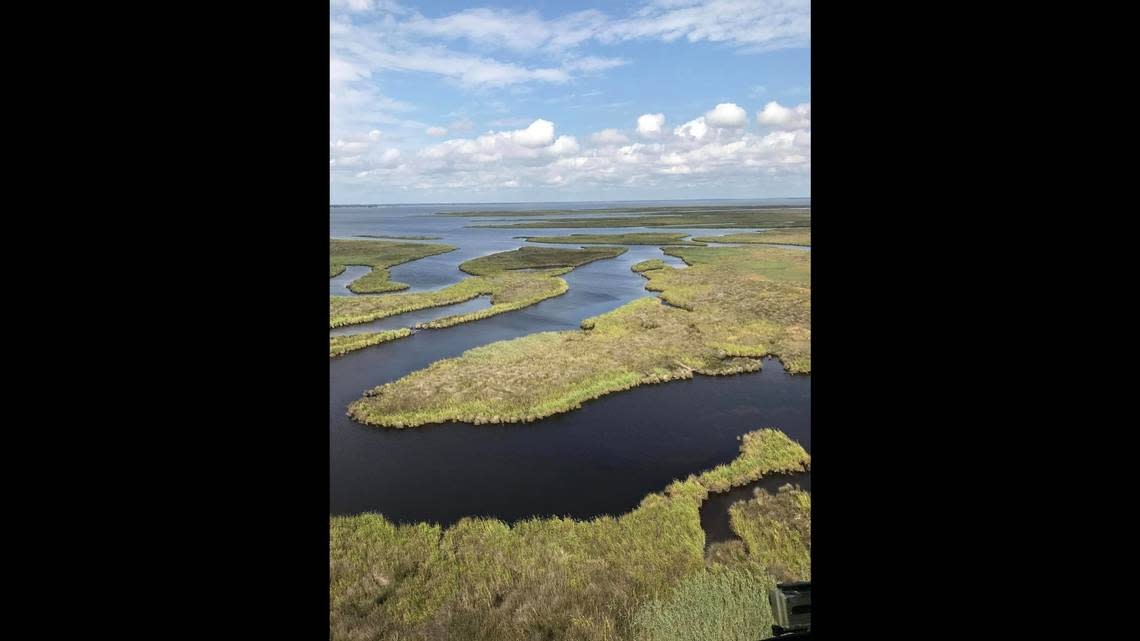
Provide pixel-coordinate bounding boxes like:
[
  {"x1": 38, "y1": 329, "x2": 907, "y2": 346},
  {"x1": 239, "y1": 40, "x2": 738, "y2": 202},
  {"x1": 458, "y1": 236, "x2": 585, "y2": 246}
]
[{"x1": 330, "y1": 0, "x2": 810, "y2": 204}]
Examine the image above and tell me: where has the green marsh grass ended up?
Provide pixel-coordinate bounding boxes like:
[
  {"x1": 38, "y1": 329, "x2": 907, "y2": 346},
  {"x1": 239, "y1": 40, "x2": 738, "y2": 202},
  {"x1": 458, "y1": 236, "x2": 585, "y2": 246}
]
[
  {"x1": 349, "y1": 246, "x2": 810, "y2": 428},
  {"x1": 521, "y1": 233, "x2": 705, "y2": 246},
  {"x1": 725, "y1": 485, "x2": 811, "y2": 583},
  {"x1": 462, "y1": 207, "x2": 810, "y2": 230},
  {"x1": 697, "y1": 429, "x2": 812, "y2": 492},
  {"x1": 630, "y1": 568, "x2": 774, "y2": 641},
  {"x1": 355, "y1": 235, "x2": 443, "y2": 240},
  {"x1": 330, "y1": 428, "x2": 810, "y2": 641},
  {"x1": 631, "y1": 259, "x2": 667, "y2": 273},
  {"x1": 330, "y1": 238, "x2": 457, "y2": 294},
  {"x1": 458, "y1": 246, "x2": 626, "y2": 276},
  {"x1": 330, "y1": 329, "x2": 413, "y2": 358},
  {"x1": 692, "y1": 229, "x2": 811, "y2": 247}
]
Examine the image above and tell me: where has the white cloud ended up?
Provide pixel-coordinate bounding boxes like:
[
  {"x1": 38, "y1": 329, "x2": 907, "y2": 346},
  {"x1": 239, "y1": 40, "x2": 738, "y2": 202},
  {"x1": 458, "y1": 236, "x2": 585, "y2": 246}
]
[
  {"x1": 590, "y1": 128, "x2": 630, "y2": 145},
  {"x1": 637, "y1": 113, "x2": 666, "y2": 137},
  {"x1": 756, "y1": 101, "x2": 811, "y2": 129},
  {"x1": 548, "y1": 135, "x2": 580, "y2": 155},
  {"x1": 330, "y1": 2, "x2": 811, "y2": 198},
  {"x1": 344, "y1": 109, "x2": 808, "y2": 195},
  {"x1": 705, "y1": 103, "x2": 747, "y2": 128},
  {"x1": 674, "y1": 117, "x2": 708, "y2": 140},
  {"x1": 512, "y1": 119, "x2": 556, "y2": 147}
]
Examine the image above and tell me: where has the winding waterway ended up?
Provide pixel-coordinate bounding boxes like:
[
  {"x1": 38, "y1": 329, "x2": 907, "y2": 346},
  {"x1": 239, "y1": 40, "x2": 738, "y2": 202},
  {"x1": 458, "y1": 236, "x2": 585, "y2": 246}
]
[{"x1": 330, "y1": 201, "x2": 811, "y2": 532}]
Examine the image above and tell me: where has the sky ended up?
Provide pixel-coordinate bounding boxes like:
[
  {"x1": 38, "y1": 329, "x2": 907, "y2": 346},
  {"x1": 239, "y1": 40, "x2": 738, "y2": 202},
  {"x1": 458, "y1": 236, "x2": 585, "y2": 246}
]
[{"x1": 330, "y1": 0, "x2": 810, "y2": 204}]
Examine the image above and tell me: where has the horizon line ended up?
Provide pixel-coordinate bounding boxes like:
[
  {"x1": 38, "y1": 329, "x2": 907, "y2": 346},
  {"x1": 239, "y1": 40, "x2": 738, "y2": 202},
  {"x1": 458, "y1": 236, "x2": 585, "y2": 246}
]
[{"x1": 329, "y1": 196, "x2": 811, "y2": 207}]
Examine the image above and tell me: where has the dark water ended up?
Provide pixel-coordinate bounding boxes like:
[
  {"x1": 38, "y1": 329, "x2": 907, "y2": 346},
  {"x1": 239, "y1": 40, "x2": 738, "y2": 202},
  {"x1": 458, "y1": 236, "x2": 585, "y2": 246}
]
[
  {"x1": 329, "y1": 201, "x2": 811, "y2": 527},
  {"x1": 331, "y1": 357, "x2": 810, "y2": 525}
]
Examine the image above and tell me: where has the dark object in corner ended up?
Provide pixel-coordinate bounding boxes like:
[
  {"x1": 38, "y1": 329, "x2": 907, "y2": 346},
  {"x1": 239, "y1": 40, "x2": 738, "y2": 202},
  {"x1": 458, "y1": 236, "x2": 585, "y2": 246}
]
[{"x1": 769, "y1": 581, "x2": 811, "y2": 637}]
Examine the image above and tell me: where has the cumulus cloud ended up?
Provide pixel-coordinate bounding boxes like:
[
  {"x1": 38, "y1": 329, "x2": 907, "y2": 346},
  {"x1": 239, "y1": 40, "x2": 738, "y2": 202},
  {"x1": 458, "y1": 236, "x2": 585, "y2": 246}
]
[
  {"x1": 548, "y1": 135, "x2": 581, "y2": 155},
  {"x1": 756, "y1": 101, "x2": 811, "y2": 129},
  {"x1": 591, "y1": 128, "x2": 630, "y2": 145},
  {"x1": 705, "y1": 103, "x2": 747, "y2": 128},
  {"x1": 637, "y1": 113, "x2": 666, "y2": 138},
  {"x1": 341, "y1": 107, "x2": 809, "y2": 197},
  {"x1": 426, "y1": 126, "x2": 448, "y2": 136},
  {"x1": 674, "y1": 117, "x2": 709, "y2": 140},
  {"x1": 511, "y1": 119, "x2": 556, "y2": 147}
]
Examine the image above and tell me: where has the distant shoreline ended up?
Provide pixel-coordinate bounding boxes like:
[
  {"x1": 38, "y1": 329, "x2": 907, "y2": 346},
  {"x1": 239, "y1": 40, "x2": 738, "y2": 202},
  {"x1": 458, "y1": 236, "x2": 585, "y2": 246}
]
[{"x1": 330, "y1": 197, "x2": 810, "y2": 208}]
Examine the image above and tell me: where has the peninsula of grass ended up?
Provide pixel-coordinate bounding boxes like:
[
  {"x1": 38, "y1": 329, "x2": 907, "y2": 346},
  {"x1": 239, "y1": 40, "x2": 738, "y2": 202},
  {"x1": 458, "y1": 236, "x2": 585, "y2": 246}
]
[
  {"x1": 330, "y1": 428, "x2": 810, "y2": 641},
  {"x1": 631, "y1": 258, "x2": 667, "y2": 272},
  {"x1": 520, "y1": 232, "x2": 705, "y2": 246},
  {"x1": 329, "y1": 329, "x2": 413, "y2": 358},
  {"x1": 348, "y1": 245, "x2": 810, "y2": 428},
  {"x1": 330, "y1": 238, "x2": 457, "y2": 294},
  {"x1": 355, "y1": 234, "x2": 443, "y2": 240},
  {"x1": 459, "y1": 206, "x2": 810, "y2": 230},
  {"x1": 459, "y1": 246, "x2": 626, "y2": 275},
  {"x1": 693, "y1": 228, "x2": 811, "y2": 247},
  {"x1": 330, "y1": 246, "x2": 626, "y2": 329}
]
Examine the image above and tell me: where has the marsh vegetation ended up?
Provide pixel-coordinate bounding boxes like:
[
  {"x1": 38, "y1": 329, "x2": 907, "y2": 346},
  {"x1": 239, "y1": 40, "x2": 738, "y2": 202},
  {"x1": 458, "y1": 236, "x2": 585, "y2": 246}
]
[
  {"x1": 693, "y1": 229, "x2": 811, "y2": 247},
  {"x1": 330, "y1": 239, "x2": 457, "y2": 293},
  {"x1": 348, "y1": 245, "x2": 810, "y2": 428},
  {"x1": 329, "y1": 428, "x2": 811, "y2": 641},
  {"x1": 520, "y1": 232, "x2": 706, "y2": 246},
  {"x1": 330, "y1": 329, "x2": 413, "y2": 358},
  {"x1": 355, "y1": 235, "x2": 443, "y2": 240},
  {"x1": 457, "y1": 206, "x2": 810, "y2": 230},
  {"x1": 458, "y1": 246, "x2": 627, "y2": 275}
]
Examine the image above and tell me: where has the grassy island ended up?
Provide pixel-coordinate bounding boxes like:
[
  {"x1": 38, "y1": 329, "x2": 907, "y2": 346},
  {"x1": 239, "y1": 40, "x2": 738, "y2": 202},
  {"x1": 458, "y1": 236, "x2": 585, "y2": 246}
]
[
  {"x1": 692, "y1": 229, "x2": 811, "y2": 247},
  {"x1": 520, "y1": 232, "x2": 705, "y2": 246},
  {"x1": 330, "y1": 428, "x2": 811, "y2": 641},
  {"x1": 459, "y1": 246, "x2": 627, "y2": 275},
  {"x1": 329, "y1": 329, "x2": 413, "y2": 358},
  {"x1": 330, "y1": 246, "x2": 627, "y2": 329},
  {"x1": 348, "y1": 245, "x2": 810, "y2": 428},
  {"x1": 330, "y1": 239, "x2": 457, "y2": 294}
]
